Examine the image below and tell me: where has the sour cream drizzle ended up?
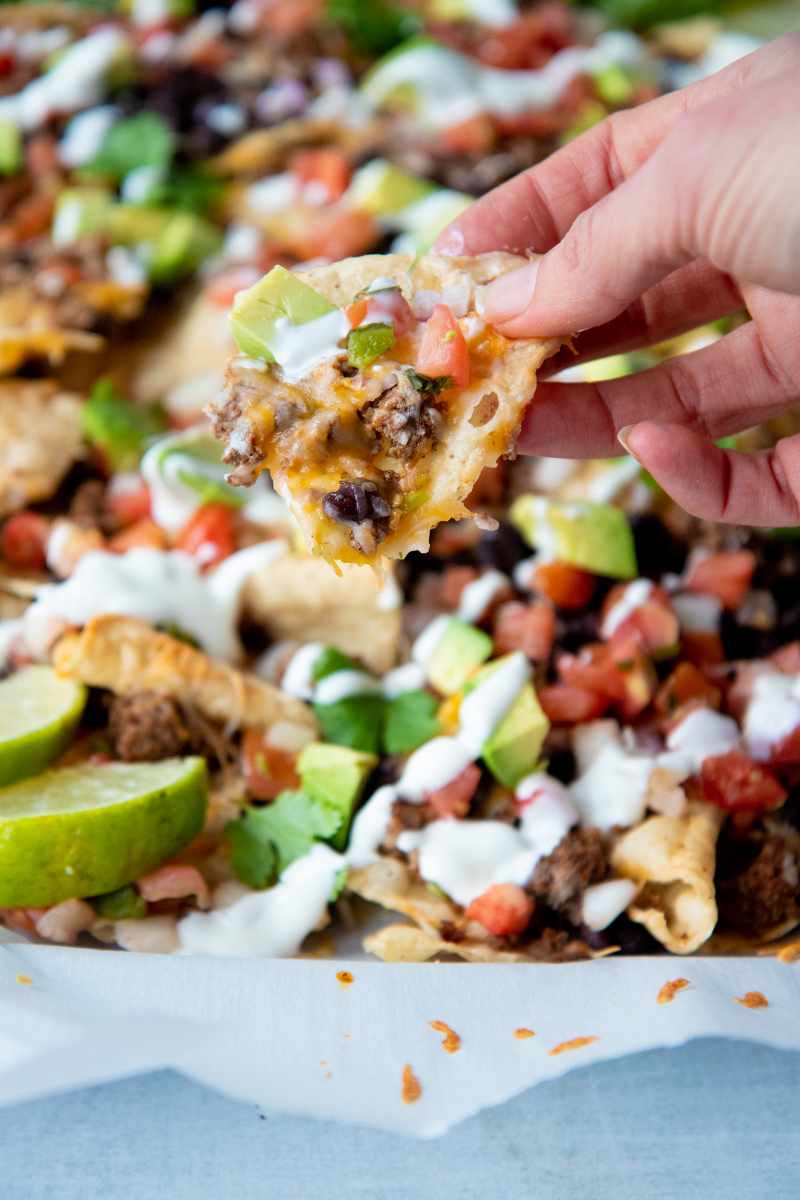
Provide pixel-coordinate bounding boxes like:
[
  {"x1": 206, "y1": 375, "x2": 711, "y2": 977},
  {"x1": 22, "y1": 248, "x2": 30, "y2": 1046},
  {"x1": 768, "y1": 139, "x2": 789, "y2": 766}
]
[
  {"x1": 743, "y1": 671, "x2": 800, "y2": 762},
  {"x1": 601, "y1": 579, "x2": 653, "y2": 639},
  {"x1": 269, "y1": 309, "x2": 350, "y2": 383},
  {"x1": 456, "y1": 570, "x2": 508, "y2": 623}
]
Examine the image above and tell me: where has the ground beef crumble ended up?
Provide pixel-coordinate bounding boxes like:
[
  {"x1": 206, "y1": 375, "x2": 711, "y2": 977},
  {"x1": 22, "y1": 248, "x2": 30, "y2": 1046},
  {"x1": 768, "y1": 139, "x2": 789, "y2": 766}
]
[
  {"x1": 360, "y1": 371, "x2": 442, "y2": 462},
  {"x1": 717, "y1": 834, "x2": 800, "y2": 938},
  {"x1": 530, "y1": 827, "x2": 607, "y2": 921},
  {"x1": 107, "y1": 692, "x2": 236, "y2": 765}
]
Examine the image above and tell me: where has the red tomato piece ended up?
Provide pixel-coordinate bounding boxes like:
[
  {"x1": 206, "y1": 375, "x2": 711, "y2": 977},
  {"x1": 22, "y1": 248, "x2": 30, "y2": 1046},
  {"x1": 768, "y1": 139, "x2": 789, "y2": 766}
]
[
  {"x1": 290, "y1": 147, "x2": 351, "y2": 202},
  {"x1": 345, "y1": 298, "x2": 368, "y2": 328},
  {"x1": 242, "y1": 729, "x2": 301, "y2": 801},
  {"x1": 439, "y1": 565, "x2": 479, "y2": 609},
  {"x1": 557, "y1": 644, "x2": 626, "y2": 703},
  {"x1": 416, "y1": 304, "x2": 470, "y2": 388},
  {"x1": 465, "y1": 883, "x2": 535, "y2": 936},
  {"x1": 770, "y1": 642, "x2": 800, "y2": 673},
  {"x1": 106, "y1": 479, "x2": 151, "y2": 527},
  {"x1": 534, "y1": 561, "x2": 596, "y2": 611},
  {"x1": 109, "y1": 519, "x2": 167, "y2": 554},
  {"x1": 769, "y1": 726, "x2": 800, "y2": 766},
  {"x1": 175, "y1": 503, "x2": 236, "y2": 569},
  {"x1": 655, "y1": 661, "x2": 721, "y2": 719},
  {"x1": 137, "y1": 864, "x2": 210, "y2": 909},
  {"x1": 700, "y1": 750, "x2": 787, "y2": 814},
  {"x1": 685, "y1": 550, "x2": 756, "y2": 610},
  {"x1": 493, "y1": 601, "x2": 555, "y2": 662},
  {"x1": 0, "y1": 511, "x2": 49, "y2": 570},
  {"x1": 427, "y1": 763, "x2": 481, "y2": 818},
  {"x1": 539, "y1": 684, "x2": 609, "y2": 724},
  {"x1": 437, "y1": 114, "x2": 495, "y2": 154},
  {"x1": 608, "y1": 634, "x2": 657, "y2": 720},
  {"x1": 297, "y1": 208, "x2": 380, "y2": 261},
  {"x1": 205, "y1": 265, "x2": 261, "y2": 308}
]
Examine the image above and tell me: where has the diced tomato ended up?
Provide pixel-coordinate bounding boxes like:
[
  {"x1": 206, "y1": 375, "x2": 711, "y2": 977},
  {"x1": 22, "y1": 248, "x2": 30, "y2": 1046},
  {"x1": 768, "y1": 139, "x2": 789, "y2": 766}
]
[
  {"x1": 296, "y1": 207, "x2": 380, "y2": 261},
  {"x1": 1, "y1": 511, "x2": 49, "y2": 570},
  {"x1": 465, "y1": 883, "x2": 535, "y2": 936},
  {"x1": 242, "y1": 728, "x2": 301, "y2": 801},
  {"x1": 106, "y1": 479, "x2": 151, "y2": 528},
  {"x1": 137, "y1": 864, "x2": 210, "y2": 909},
  {"x1": 607, "y1": 634, "x2": 657, "y2": 720},
  {"x1": 205, "y1": 265, "x2": 261, "y2": 308},
  {"x1": 25, "y1": 135, "x2": 59, "y2": 179},
  {"x1": 682, "y1": 630, "x2": 725, "y2": 666},
  {"x1": 0, "y1": 908, "x2": 45, "y2": 937},
  {"x1": 438, "y1": 114, "x2": 495, "y2": 154},
  {"x1": 0, "y1": 52, "x2": 16, "y2": 79},
  {"x1": 416, "y1": 304, "x2": 470, "y2": 388},
  {"x1": 11, "y1": 193, "x2": 53, "y2": 241},
  {"x1": 685, "y1": 550, "x2": 756, "y2": 610},
  {"x1": 539, "y1": 684, "x2": 609, "y2": 724},
  {"x1": 345, "y1": 298, "x2": 368, "y2": 329},
  {"x1": 439, "y1": 565, "x2": 479, "y2": 609},
  {"x1": 109, "y1": 519, "x2": 167, "y2": 553},
  {"x1": 493, "y1": 600, "x2": 555, "y2": 662},
  {"x1": 771, "y1": 642, "x2": 800, "y2": 674},
  {"x1": 427, "y1": 763, "x2": 481, "y2": 818},
  {"x1": 770, "y1": 726, "x2": 800, "y2": 766},
  {"x1": 468, "y1": 7, "x2": 572, "y2": 70},
  {"x1": 656, "y1": 661, "x2": 720, "y2": 718},
  {"x1": 700, "y1": 749, "x2": 787, "y2": 814},
  {"x1": 602, "y1": 583, "x2": 678, "y2": 656},
  {"x1": 556, "y1": 644, "x2": 626, "y2": 703},
  {"x1": 175, "y1": 503, "x2": 236, "y2": 569},
  {"x1": 534, "y1": 561, "x2": 595, "y2": 611},
  {"x1": 290, "y1": 147, "x2": 351, "y2": 203}
]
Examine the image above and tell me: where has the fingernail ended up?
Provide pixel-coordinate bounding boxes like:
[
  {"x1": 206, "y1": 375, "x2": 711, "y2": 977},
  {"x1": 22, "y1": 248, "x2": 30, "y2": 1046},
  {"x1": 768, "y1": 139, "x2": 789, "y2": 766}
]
[
  {"x1": 484, "y1": 259, "x2": 540, "y2": 324},
  {"x1": 617, "y1": 424, "x2": 639, "y2": 457},
  {"x1": 434, "y1": 227, "x2": 464, "y2": 256}
]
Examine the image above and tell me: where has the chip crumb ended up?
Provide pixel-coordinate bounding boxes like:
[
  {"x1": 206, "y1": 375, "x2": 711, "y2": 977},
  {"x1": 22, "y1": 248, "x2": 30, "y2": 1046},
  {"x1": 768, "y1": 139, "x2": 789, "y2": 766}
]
[
  {"x1": 324, "y1": 1071, "x2": 333, "y2": 1080},
  {"x1": 514, "y1": 1027, "x2": 535, "y2": 1040},
  {"x1": 777, "y1": 941, "x2": 800, "y2": 964},
  {"x1": 343, "y1": 1032, "x2": 352, "y2": 1040},
  {"x1": 735, "y1": 991, "x2": 769, "y2": 1009},
  {"x1": 429, "y1": 1020, "x2": 461, "y2": 1054},
  {"x1": 658, "y1": 977, "x2": 690, "y2": 1005},
  {"x1": 336, "y1": 970, "x2": 354, "y2": 988},
  {"x1": 401, "y1": 1064, "x2": 422, "y2": 1105},
  {"x1": 548, "y1": 1036, "x2": 599, "y2": 1057},
  {"x1": 15, "y1": 973, "x2": 32, "y2": 986}
]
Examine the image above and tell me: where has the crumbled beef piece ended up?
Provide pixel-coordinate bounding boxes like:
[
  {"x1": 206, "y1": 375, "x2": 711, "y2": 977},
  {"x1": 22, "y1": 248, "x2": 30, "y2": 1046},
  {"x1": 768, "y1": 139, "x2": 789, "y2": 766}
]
[
  {"x1": 108, "y1": 693, "x2": 189, "y2": 762},
  {"x1": 530, "y1": 827, "x2": 607, "y2": 921},
  {"x1": 360, "y1": 371, "x2": 441, "y2": 461},
  {"x1": 180, "y1": 702, "x2": 237, "y2": 767},
  {"x1": 384, "y1": 799, "x2": 433, "y2": 853},
  {"x1": 717, "y1": 835, "x2": 800, "y2": 937},
  {"x1": 69, "y1": 480, "x2": 112, "y2": 533}
]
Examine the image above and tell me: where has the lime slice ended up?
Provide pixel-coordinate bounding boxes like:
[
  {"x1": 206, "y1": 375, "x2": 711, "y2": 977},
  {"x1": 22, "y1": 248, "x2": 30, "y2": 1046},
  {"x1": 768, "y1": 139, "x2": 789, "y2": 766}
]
[
  {"x1": 0, "y1": 666, "x2": 87, "y2": 788},
  {"x1": 0, "y1": 757, "x2": 208, "y2": 907}
]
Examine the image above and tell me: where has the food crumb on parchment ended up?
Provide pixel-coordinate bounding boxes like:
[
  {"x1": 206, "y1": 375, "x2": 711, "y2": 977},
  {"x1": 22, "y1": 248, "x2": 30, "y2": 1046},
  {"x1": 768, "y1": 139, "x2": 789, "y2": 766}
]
[
  {"x1": 658, "y1": 978, "x2": 690, "y2": 1005},
  {"x1": 429, "y1": 1020, "x2": 461, "y2": 1054},
  {"x1": 735, "y1": 991, "x2": 769, "y2": 1009},
  {"x1": 336, "y1": 970, "x2": 354, "y2": 987},
  {"x1": 759, "y1": 940, "x2": 800, "y2": 963},
  {"x1": 514, "y1": 1028, "x2": 536, "y2": 1040},
  {"x1": 402, "y1": 1064, "x2": 422, "y2": 1105},
  {"x1": 548, "y1": 1036, "x2": 599, "y2": 1057},
  {"x1": 15, "y1": 974, "x2": 32, "y2": 986}
]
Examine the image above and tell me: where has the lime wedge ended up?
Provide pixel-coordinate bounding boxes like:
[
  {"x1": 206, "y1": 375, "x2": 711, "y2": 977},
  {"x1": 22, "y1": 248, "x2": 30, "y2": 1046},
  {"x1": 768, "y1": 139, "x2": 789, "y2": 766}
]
[
  {"x1": 0, "y1": 758, "x2": 208, "y2": 907},
  {"x1": 0, "y1": 666, "x2": 87, "y2": 788}
]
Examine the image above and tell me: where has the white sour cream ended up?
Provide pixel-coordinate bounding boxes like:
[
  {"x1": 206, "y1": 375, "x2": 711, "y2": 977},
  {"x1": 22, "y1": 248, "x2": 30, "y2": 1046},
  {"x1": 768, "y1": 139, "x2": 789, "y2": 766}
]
[
  {"x1": 58, "y1": 104, "x2": 119, "y2": 167},
  {"x1": 456, "y1": 570, "x2": 508, "y2": 623},
  {"x1": 411, "y1": 614, "x2": 454, "y2": 666},
  {"x1": 269, "y1": 309, "x2": 350, "y2": 383},
  {"x1": 382, "y1": 662, "x2": 426, "y2": 698},
  {"x1": 515, "y1": 773, "x2": 578, "y2": 857},
  {"x1": 458, "y1": 652, "x2": 531, "y2": 755},
  {"x1": 281, "y1": 643, "x2": 325, "y2": 700},
  {"x1": 571, "y1": 740, "x2": 653, "y2": 831},
  {"x1": 601, "y1": 579, "x2": 653, "y2": 639},
  {"x1": 398, "y1": 736, "x2": 474, "y2": 801},
  {"x1": 346, "y1": 785, "x2": 399, "y2": 870},
  {"x1": 743, "y1": 671, "x2": 800, "y2": 762},
  {"x1": 581, "y1": 879, "x2": 638, "y2": 932},
  {"x1": 397, "y1": 819, "x2": 537, "y2": 908},
  {"x1": 659, "y1": 707, "x2": 740, "y2": 777},
  {"x1": 672, "y1": 592, "x2": 722, "y2": 633},
  {"x1": 313, "y1": 669, "x2": 381, "y2": 705},
  {"x1": 178, "y1": 843, "x2": 343, "y2": 957}
]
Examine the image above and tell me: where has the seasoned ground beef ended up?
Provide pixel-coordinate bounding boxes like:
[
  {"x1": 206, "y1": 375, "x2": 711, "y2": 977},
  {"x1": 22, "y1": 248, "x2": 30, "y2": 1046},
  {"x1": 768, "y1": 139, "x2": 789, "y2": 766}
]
[
  {"x1": 69, "y1": 480, "x2": 113, "y2": 533},
  {"x1": 717, "y1": 835, "x2": 800, "y2": 938},
  {"x1": 530, "y1": 827, "x2": 607, "y2": 921},
  {"x1": 360, "y1": 372, "x2": 441, "y2": 461},
  {"x1": 108, "y1": 693, "x2": 190, "y2": 762}
]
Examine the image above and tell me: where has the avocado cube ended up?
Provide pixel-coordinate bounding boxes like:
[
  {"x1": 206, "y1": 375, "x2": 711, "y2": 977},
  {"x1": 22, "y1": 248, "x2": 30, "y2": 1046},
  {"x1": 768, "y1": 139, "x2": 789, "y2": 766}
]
[
  {"x1": 482, "y1": 683, "x2": 549, "y2": 788},
  {"x1": 427, "y1": 618, "x2": 492, "y2": 696},
  {"x1": 52, "y1": 188, "x2": 113, "y2": 245},
  {"x1": 147, "y1": 212, "x2": 222, "y2": 284},
  {"x1": 104, "y1": 202, "x2": 174, "y2": 245},
  {"x1": 348, "y1": 158, "x2": 434, "y2": 216},
  {"x1": 0, "y1": 122, "x2": 21, "y2": 176},
  {"x1": 230, "y1": 264, "x2": 336, "y2": 363},
  {"x1": 510, "y1": 495, "x2": 637, "y2": 580},
  {"x1": 298, "y1": 742, "x2": 377, "y2": 850}
]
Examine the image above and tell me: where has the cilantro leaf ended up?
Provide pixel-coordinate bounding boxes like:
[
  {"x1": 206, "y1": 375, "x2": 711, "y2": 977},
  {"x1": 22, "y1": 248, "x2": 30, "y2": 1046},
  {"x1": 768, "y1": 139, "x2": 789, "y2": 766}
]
[
  {"x1": 226, "y1": 791, "x2": 342, "y2": 888},
  {"x1": 146, "y1": 166, "x2": 225, "y2": 216},
  {"x1": 404, "y1": 369, "x2": 453, "y2": 400},
  {"x1": 383, "y1": 689, "x2": 440, "y2": 755},
  {"x1": 326, "y1": 0, "x2": 419, "y2": 56},
  {"x1": 314, "y1": 695, "x2": 385, "y2": 755},
  {"x1": 312, "y1": 646, "x2": 357, "y2": 683},
  {"x1": 81, "y1": 378, "x2": 166, "y2": 471},
  {"x1": 87, "y1": 113, "x2": 175, "y2": 181}
]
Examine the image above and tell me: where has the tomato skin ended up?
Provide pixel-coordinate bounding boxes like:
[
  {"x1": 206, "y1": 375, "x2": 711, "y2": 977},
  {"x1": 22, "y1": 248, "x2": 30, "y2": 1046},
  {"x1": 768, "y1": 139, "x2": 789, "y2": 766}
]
[
  {"x1": 686, "y1": 550, "x2": 756, "y2": 610},
  {"x1": 768, "y1": 726, "x2": 800, "y2": 766},
  {"x1": 466, "y1": 883, "x2": 535, "y2": 936},
  {"x1": 427, "y1": 763, "x2": 481, "y2": 818},
  {"x1": 175, "y1": 503, "x2": 236, "y2": 569},
  {"x1": 534, "y1": 561, "x2": 595, "y2": 611},
  {"x1": 416, "y1": 304, "x2": 470, "y2": 388},
  {"x1": 494, "y1": 601, "x2": 555, "y2": 662},
  {"x1": 700, "y1": 750, "x2": 787, "y2": 814},
  {"x1": 539, "y1": 684, "x2": 609, "y2": 724},
  {"x1": 242, "y1": 729, "x2": 300, "y2": 801},
  {"x1": 0, "y1": 511, "x2": 50, "y2": 570},
  {"x1": 290, "y1": 148, "x2": 351, "y2": 202}
]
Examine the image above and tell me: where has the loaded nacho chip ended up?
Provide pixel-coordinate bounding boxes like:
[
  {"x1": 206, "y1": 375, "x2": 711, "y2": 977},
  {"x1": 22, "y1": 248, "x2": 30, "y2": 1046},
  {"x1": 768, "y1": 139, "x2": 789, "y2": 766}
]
[
  {"x1": 0, "y1": 379, "x2": 83, "y2": 517},
  {"x1": 210, "y1": 252, "x2": 561, "y2": 565}
]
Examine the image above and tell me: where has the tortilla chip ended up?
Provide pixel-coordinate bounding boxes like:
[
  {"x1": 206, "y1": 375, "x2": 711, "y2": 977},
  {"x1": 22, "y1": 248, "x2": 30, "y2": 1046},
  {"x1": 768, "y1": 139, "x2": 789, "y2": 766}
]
[
  {"x1": 364, "y1": 922, "x2": 542, "y2": 964},
  {"x1": 120, "y1": 292, "x2": 232, "y2": 410},
  {"x1": 0, "y1": 379, "x2": 84, "y2": 517},
  {"x1": 210, "y1": 118, "x2": 382, "y2": 179},
  {"x1": 52, "y1": 614, "x2": 317, "y2": 735},
  {"x1": 242, "y1": 554, "x2": 401, "y2": 673},
  {"x1": 611, "y1": 802, "x2": 723, "y2": 955},
  {"x1": 211, "y1": 251, "x2": 561, "y2": 565},
  {"x1": 0, "y1": 283, "x2": 108, "y2": 375}
]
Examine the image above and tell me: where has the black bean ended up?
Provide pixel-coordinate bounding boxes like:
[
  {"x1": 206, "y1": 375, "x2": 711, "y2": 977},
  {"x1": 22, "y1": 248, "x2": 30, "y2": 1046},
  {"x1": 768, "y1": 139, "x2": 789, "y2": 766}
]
[
  {"x1": 474, "y1": 521, "x2": 529, "y2": 574},
  {"x1": 322, "y1": 480, "x2": 389, "y2": 526},
  {"x1": 581, "y1": 915, "x2": 663, "y2": 956},
  {"x1": 629, "y1": 514, "x2": 688, "y2": 579}
]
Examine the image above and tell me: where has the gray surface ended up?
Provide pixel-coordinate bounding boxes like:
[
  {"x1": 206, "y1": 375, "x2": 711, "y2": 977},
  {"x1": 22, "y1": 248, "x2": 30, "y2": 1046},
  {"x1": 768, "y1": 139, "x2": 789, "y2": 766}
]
[{"x1": 3, "y1": 1038, "x2": 800, "y2": 1199}]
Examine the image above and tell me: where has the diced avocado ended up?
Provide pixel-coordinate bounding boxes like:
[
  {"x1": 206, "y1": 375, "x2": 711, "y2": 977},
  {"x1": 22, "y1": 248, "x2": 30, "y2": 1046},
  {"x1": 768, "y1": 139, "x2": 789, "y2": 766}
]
[
  {"x1": 230, "y1": 264, "x2": 337, "y2": 363},
  {"x1": 0, "y1": 121, "x2": 21, "y2": 176},
  {"x1": 348, "y1": 158, "x2": 434, "y2": 216},
  {"x1": 347, "y1": 322, "x2": 394, "y2": 368},
  {"x1": 103, "y1": 202, "x2": 173, "y2": 245},
  {"x1": 313, "y1": 695, "x2": 385, "y2": 756},
  {"x1": 483, "y1": 683, "x2": 549, "y2": 788},
  {"x1": 147, "y1": 212, "x2": 222, "y2": 284},
  {"x1": 51, "y1": 188, "x2": 113, "y2": 246},
  {"x1": 298, "y1": 742, "x2": 377, "y2": 850},
  {"x1": 427, "y1": 618, "x2": 492, "y2": 696},
  {"x1": 91, "y1": 884, "x2": 146, "y2": 920},
  {"x1": 593, "y1": 64, "x2": 634, "y2": 105},
  {"x1": 510, "y1": 496, "x2": 637, "y2": 580}
]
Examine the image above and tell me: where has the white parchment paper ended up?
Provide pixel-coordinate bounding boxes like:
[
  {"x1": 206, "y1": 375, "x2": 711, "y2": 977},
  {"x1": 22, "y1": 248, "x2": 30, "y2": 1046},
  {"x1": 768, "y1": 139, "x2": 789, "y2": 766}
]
[{"x1": 0, "y1": 929, "x2": 798, "y2": 1136}]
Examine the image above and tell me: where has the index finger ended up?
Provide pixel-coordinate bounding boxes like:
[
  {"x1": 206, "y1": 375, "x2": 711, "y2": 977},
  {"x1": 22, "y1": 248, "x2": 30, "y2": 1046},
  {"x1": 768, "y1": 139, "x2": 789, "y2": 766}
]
[{"x1": 435, "y1": 36, "x2": 798, "y2": 257}]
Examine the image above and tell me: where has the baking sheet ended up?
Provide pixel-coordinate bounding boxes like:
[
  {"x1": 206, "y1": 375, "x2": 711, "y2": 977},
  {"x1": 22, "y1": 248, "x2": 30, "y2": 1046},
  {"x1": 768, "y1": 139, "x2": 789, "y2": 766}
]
[{"x1": 1, "y1": 927, "x2": 798, "y2": 1137}]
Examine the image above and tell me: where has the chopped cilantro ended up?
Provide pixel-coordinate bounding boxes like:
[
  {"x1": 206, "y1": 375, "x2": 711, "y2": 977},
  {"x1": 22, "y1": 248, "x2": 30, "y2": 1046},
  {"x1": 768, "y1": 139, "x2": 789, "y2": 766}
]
[
  {"x1": 226, "y1": 791, "x2": 341, "y2": 889},
  {"x1": 326, "y1": 0, "x2": 419, "y2": 56},
  {"x1": 145, "y1": 166, "x2": 225, "y2": 216},
  {"x1": 87, "y1": 113, "x2": 175, "y2": 182},
  {"x1": 384, "y1": 689, "x2": 440, "y2": 755},
  {"x1": 314, "y1": 695, "x2": 385, "y2": 755},
  {"x1": 81, "y1": 378, "x2": 166, "y2": 471},
  {"x1": 404, "y1": 368, "x2": 453, "y2": 399},
  {"x1": 91, "y1": 884, "x2": 146, "y2": 920},
  {"x1": 312, "y1": 646, "x2": 357, "y2": 683}
]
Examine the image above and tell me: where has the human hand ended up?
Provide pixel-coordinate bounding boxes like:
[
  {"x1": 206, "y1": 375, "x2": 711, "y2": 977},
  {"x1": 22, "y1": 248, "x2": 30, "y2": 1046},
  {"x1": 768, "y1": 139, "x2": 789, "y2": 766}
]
[{"x1": 436, "y1": 35, "x2": 800, "y2": 526}]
